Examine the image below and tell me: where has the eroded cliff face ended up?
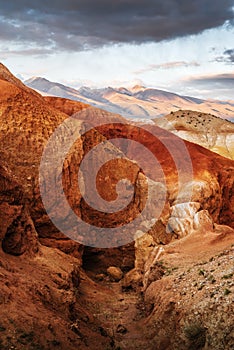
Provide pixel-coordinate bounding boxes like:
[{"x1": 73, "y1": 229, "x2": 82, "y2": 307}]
[
  {"x1": 0, "y1": 73, "x2": 151, "y2": 251},
  {"x1": 0, "y1": 164, "x2": 38, "y2": 256},
  {"x1": 44, "y1": 98, "x2": 234, "y2": 230},
  {"x1": 0, "y1": 165, "x2": 112, "y2": 349},
  {"x1": 41, "y1": 96, "x2": 234, "y2": 284}
]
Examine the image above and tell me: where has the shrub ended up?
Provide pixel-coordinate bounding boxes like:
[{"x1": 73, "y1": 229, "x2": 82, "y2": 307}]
[
  {"x1": 184, "y1": 322, "x2": 206, "y2": 350},
  {"x1": 224, "y1": 288, "x2": 231, "y2": 295}
]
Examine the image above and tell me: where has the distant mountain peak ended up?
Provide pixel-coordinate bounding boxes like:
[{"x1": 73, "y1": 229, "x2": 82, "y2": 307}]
[
  {"x1": 24, "y1": 76, "x2": 51, "y2": 84},
  {"x1": 130, "y1": 84, "x2": 146, "y2": 92},
  {"x1": 24, "y1": 76, "x2": 76, "y2": 95}
]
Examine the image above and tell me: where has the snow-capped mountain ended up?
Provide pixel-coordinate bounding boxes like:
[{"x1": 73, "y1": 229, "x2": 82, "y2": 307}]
[{"x1": 25, "y1": 77, "x2": 234, "y2": 121}]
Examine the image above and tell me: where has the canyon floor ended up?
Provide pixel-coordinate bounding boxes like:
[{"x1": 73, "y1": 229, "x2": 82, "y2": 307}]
[
  {"x1": 72, "y1": 225, "x2": 234, "y2": 350},
  {"x1": 0, "y1": 224, "x2": 233, "y2": 350}
]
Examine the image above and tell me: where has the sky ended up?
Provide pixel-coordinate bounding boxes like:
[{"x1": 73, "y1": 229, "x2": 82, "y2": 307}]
[{"x1": 0, "y1": 0, "x2": 234, "y2": 100}]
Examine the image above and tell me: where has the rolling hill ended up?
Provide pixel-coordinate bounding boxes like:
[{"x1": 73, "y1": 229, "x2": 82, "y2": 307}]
[{"x1": 153, "y1": 110, "x2": 234, "y2": 159}]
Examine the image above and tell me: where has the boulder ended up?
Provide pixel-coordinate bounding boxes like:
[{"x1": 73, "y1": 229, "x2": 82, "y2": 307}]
[
  {"x1": 107, "y1": 266, "x2": 123, "y2": 281},
  {"x1": 167, "y1": 202, "x2": 201, "y2": 238},
  {"x1": 122, "y1": 269, "x2": 142, "y2": 290},
  {"x1": 170, "y1": 202, "x2": 200, "y2": 218}
]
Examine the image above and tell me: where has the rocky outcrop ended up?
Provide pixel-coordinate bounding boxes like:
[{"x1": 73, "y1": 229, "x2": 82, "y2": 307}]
[
  {"x1": 167, "y1": 202, "x2": 210, "y2": 238},
  {"x1": 0, "y1": 164, "x2": 39, "y2": 256}
]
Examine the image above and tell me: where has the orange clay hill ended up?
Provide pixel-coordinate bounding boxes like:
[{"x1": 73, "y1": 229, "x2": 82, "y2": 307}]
[
  {"x1": 153, "y1": 109, "x2": 234, "y2": 160},
  {"x1": 0, "y1": 63, "x2": 233, "y2": 350}
]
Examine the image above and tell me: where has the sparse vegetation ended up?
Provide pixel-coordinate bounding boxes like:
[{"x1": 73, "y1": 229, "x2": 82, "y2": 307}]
[
  {"x1": 208, "y1": 275, "x2": 216, "y2": 284},
  {"x1": 164, "y1": 266, "x2": 178, "y2": 276},
  {"x1": 222, "y1": 273, "x2": 233, "y2": 279},
  {"x1": 198, "y1": 269, "x2": 205, "y2": 276},
  {"x1": 184, "y1": 323, "x2": 207, "y2": 350},
  {"x1": 197, "y1": 283, "x2": 205, "y2": 291},
  {"x1": 224, "y1": 288, "x2": 231, "y2": 295}
]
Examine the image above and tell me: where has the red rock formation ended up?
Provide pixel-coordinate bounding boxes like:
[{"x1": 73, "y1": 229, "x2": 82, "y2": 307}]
[
  {"x1": 0, "y1": 63, "x2": 234, "y2": 350},
  {"x1": 43, "y1": 97, "x2": 234, "y2": 228},
  {"x1": 0, "y1": 65, "x2": 149, "y2": 251},
  {"x1": 0, "y1": 164, "x2": 38, "y2": 256}
]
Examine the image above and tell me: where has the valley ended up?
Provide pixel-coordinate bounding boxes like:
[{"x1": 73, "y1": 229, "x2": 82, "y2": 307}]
[{"x1": 0, "y1": 63, "x2": 233, "y2": 350}]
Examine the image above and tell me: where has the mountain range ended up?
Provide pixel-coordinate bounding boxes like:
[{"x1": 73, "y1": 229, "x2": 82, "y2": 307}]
[{"x1": 25, "y1": 77, "x2": 234, "y2": 122}]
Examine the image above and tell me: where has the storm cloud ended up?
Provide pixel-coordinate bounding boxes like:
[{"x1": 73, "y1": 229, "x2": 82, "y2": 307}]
[
  {"x1": 216, "y1": 49, "x2": 234, "y2": 63},
  {"x1": 0, "y1": 0, "x2": 234, "y2": 52},
  {"x1": 224, "y1": 49, "x2": 234, "y2": 62}
]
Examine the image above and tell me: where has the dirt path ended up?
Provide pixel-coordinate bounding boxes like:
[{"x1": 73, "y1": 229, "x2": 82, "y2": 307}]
[{"x1": 79, "y1": 275, "x2": 149, "y2": 350}]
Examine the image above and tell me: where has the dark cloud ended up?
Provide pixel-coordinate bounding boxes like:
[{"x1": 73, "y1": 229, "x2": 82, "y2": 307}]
[
  {"x1": 186, "y1": 73, "x2": 234, "y2": 90},
  {"x1": 0, "y1": 0, "x2": 234, "y2": 52},
  {"x1": 216, "y1": 49, "x2": 234, "y2": 63},
  {"x1": 224, "y1": 49, "x2": 234, "y2": 62}
]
